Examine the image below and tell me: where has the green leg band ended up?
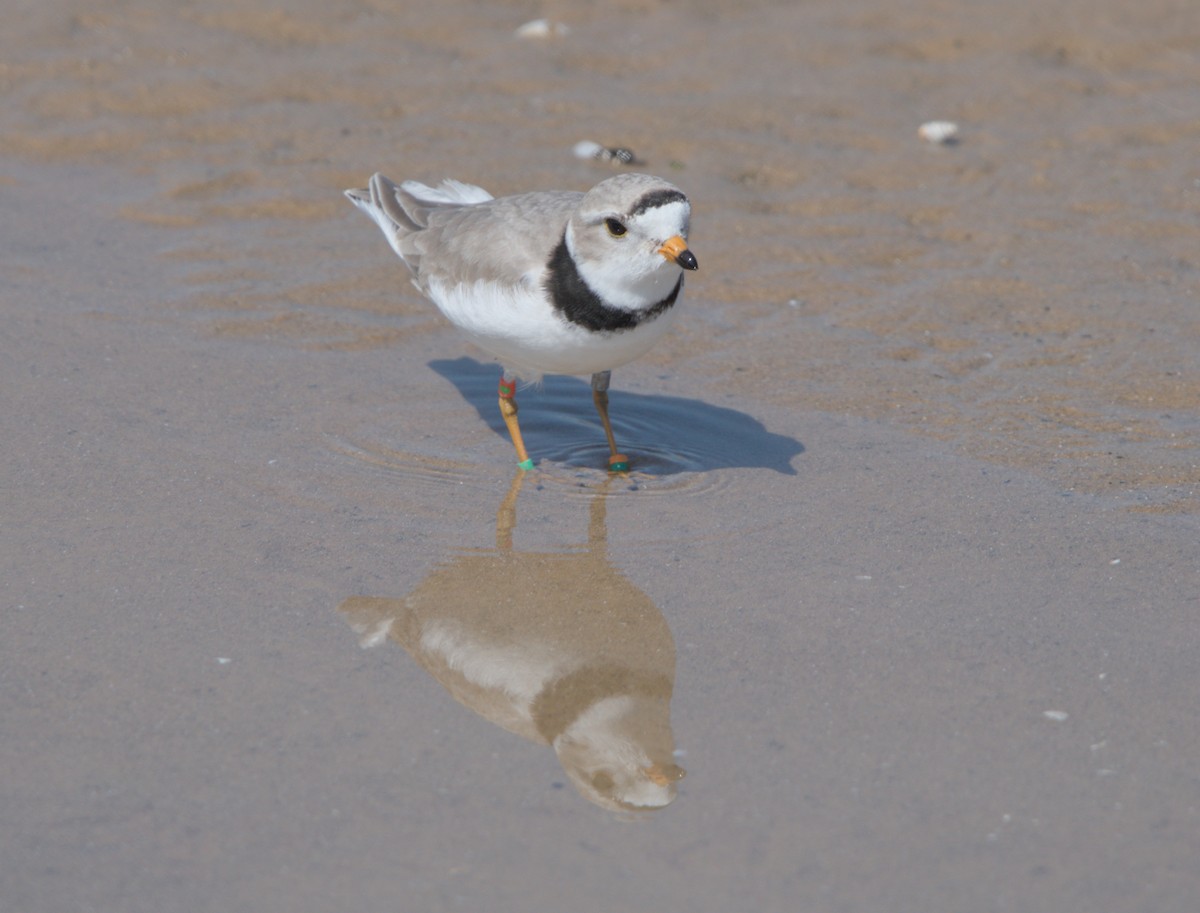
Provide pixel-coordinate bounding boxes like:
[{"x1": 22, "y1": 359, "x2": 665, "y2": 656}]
[{"x1": 517, "y1": 458, "x2": 535, "y2": 471}]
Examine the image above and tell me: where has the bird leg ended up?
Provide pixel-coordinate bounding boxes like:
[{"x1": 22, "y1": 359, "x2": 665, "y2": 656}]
[
  {"x1": 591, "y1": 371, "x2": 630, "y2": 473},
  {"x1": 498, "y1": 373, "x2": 535, "y2": 471}
]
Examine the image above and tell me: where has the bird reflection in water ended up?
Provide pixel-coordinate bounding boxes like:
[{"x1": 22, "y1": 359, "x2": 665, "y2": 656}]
[{"x1": 338, "y1": 473, "x2": 685, "y2": 812}]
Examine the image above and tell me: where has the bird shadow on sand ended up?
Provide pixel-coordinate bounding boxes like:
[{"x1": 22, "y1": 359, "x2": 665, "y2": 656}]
[{"x1": 429, "y1": 357, "x2": 803, "y2": 476}]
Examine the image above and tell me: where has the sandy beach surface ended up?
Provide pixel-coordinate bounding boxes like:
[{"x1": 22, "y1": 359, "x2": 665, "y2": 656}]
[{"x1": 4, "y1": 1, "x2": 1198, "y2": 911}]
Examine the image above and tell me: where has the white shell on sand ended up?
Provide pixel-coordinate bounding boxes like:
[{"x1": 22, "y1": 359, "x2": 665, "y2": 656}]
[
  {"x1": 918, "y1": 120, "x2": 960, "y2": 144},
  {"x1": 515, "y1": 19, "x2": 569, "y2": 39}
]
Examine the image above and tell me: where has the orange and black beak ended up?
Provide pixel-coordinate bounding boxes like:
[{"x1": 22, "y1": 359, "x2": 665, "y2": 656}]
[{"x1": 658, "y1": 235, "x2": 698, "y2": 271}]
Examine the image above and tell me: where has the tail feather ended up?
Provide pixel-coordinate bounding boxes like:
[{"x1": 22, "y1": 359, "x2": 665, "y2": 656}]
[
  {"x1": 344, "y1": 173, "x2": 494, "y2": 269},
  {"x1": 344, "y1": 173, "x2": 419, "y2": 261},
  {"x1": 392, "y1": 178, "x2": 494, "y2": 239},
  {"x1": 400, "y1": 178, "x2": 494, "y2": 207}
]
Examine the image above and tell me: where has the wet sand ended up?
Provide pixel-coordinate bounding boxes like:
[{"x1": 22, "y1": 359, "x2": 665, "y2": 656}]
[{"x1": 3, "y1": 1, "x2": 1198, "y2": 911}]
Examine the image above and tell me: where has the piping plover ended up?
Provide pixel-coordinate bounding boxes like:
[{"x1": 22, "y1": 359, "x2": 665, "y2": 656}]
[{"x1": 344, "y1": 172, "x2": 698, "y2": 472}]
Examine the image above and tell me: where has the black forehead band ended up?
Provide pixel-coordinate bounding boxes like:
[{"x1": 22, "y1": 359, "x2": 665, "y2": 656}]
[{"x1": 629, "y1": 188, "x2": 688, "y2": 217}]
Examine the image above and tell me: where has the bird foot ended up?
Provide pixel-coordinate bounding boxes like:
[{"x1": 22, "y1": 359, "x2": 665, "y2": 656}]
[{"x1": 607, "y1": 454, "x2": 630, "y2": 473}]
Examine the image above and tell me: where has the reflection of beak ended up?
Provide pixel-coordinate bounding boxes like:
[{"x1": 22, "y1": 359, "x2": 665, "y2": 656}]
[
  {"x1": 658, "y1": 235, "x2": 698, "y2": 271},
  {"x1": 644, "y1": 762, "x2": 687, "y2": 787}
]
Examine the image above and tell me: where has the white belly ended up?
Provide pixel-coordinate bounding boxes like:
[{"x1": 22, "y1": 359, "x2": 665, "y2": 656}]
[{"x1": 426, "y1": 278, "x2": 679, "y2": 379}]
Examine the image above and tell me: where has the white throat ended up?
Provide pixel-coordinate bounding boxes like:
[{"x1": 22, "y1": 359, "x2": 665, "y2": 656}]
[{"x1": 566, "y1": 223, "x2": 680, "y2": 313}]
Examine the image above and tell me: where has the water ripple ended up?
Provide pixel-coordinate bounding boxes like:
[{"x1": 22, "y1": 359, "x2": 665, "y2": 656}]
[{"x1": 320, "y1": 358, "x2": 803, "y2": 499}]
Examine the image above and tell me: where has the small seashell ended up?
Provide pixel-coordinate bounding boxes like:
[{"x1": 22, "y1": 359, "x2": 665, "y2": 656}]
[
  {"x1": 573, "y1": 140, "x2": 604, "y2": 160},
  {"x1": 918, "y1": 120, "x2": 960, "y2": 145},
  {"x1": 515, "y1": 19, "x2": 569, "y2": 39},
  {"x1": 573, "y1": 139, "x2": 641, "y2": 166}
]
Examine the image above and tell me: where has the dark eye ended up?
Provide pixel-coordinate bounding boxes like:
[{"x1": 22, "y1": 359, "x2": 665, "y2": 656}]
[{"x1": 604, "y1": 218, "x2": 627, "y2": 237}]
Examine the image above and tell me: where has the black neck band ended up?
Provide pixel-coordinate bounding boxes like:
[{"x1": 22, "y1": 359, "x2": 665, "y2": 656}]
[{"x1": 545, "y1": 234, "x2": 682, "y2": 333}]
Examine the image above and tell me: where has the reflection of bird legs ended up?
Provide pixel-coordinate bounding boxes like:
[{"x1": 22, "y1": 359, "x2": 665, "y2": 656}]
[
  {"x1": 591, "y1": 371, "x2": 630, "y2": 473},
  {"x1": 496, "y1": 468, "x2": 527, "y2": 551},
  {"x1": 498, "y1": 466, "x2": 613, "y2": 553},
  {"x1": 587, "y1": 471, "x2": 612, "y2": 555},
  {"x1": 498, "y1": 372, "x2": 534, "y2": 471}
]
